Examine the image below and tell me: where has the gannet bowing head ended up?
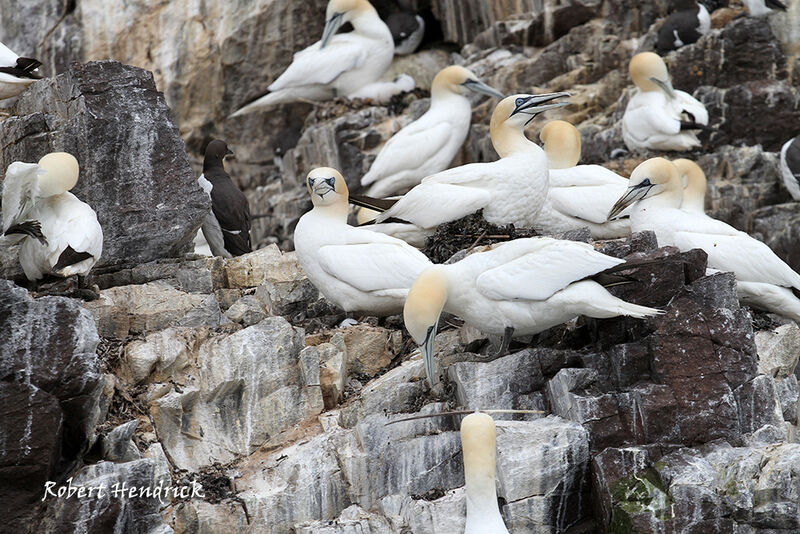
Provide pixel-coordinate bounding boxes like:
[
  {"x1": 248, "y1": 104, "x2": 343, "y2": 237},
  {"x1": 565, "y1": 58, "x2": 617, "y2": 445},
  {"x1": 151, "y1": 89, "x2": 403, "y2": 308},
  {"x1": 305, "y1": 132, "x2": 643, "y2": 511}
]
[
  {"x1": 673, "y1": 158, "x2": 707, "y2": 212},
  {"x1": 306, "y1": 167, "x2": 349, "y2": 207},
  {"x1": 431, "y1": 65, "x2": 504, "y2": 100},
  {"x1": 608, "y1": 157, "x2": 681, "y2": 219},
  {"x1": 629, "y1": 52, "x2": 675, "y2": 97},
  {"x1": 321, "y1": 0, "x2": 376, "y2": 47},
  {"x1": 539, "y1": 120, "x2": 581, "y2": 169},
  {"x1": 404, "y1": 267, "x2": 448, "y2": 386},
  {"x1": 37, "y1": 152, "x2": 79, "y2": 197}
]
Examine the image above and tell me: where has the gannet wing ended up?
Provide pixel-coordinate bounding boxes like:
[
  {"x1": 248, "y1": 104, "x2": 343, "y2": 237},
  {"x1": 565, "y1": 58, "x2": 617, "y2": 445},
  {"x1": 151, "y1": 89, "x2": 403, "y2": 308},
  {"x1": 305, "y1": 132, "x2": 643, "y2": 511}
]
[
  {"x1": 376, "y1": 180, "x2": 492, "y2": 229},
  {"x1": 2, "y1": 162, "x2": 41, "y2": 232},
  {"x1": 673, "y1": 90, "x2": 708, "y2": 125},
  {"x1": 476, "y1": 238, "x2": 625, "y2": 301},
  {"x1": 548, "y1": 166, "x2": 629, "y2": 224},
  {"x1": 269, "y1": 34, "x2": 368, "y2": 91},
  {"x1": 624, "y1": 104, "x2": 681, "y2": 138}
]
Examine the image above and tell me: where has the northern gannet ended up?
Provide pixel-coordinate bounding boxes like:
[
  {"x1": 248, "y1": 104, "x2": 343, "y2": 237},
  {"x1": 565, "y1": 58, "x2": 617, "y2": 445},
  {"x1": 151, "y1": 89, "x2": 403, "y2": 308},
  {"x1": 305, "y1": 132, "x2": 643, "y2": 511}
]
[
  {"x1": 742, "y1": 0, "x2": 786, "y2": 16},
  {"x1": 537, "y1": 120, "x2": 631, "y2": 238},
  {"x1": 230, "y1": 0, "x2": 394, "y2": 115},
  {"x1": 2, "y1": 153, "x2": 103, "y2": 281},
  {"x1": 656, "y1": 0, "x2": 711, "y2": 53},
  {"x1": 294, "y1": 167, "x2": 431, "y2": 315},
  {"x1": 621, "y1": 52, "x2": 709, "y2": 152},
  {"x1": 608, "y1": 157, "x2": 800, "y2": 322},
  {"x1": 197, "y1": 140, "x2": 251, "y2": 258},
  {"x1": 673, "y1": 158, "x2": 707, "y2": 213},
  {"x1": 360, "y1": 66, "x2": 504, "y2": 197},
  {"x1": 0, "y1": 41, "x2": 42, "y2": 100},
  {"x1": 404, "y1": 237, "x2": 662, "y2": 385},
  {"x1": 348, "y1": 73, "x2": 415, "y2": 103},
  {"x1": 461, "y1": 412, "x2": 510, "y2": 534},
  {"x1": 779, "y1": 134, "x2": 800, "y2": 200},
  {"x1": 387, "y1": 12, "x2": 425, "y2": 55}
]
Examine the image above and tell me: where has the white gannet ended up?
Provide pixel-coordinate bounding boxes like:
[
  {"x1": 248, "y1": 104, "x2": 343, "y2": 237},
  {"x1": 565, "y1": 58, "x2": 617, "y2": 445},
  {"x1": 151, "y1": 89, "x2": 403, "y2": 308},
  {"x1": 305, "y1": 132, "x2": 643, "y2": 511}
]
[
  {"x1": 779, "y1": 134, "x2": 800, "y2": 201},
  {"x1": 352, "y1": 93, "x2": 569, "y2": 239},
  {"x1": 387, "y1": 12, "x2": 426, "y2": 55},
  {"x1": 621, "y1": 52, "x2": 709, "y2": 152},
  {"x1": 673, "y1": 158, "x2": 707, "y2": 213},
  {"x1": 2, "y1": 152, "x2": 103, "y2": 281},
  {"x1": 742, "y1": 0, "x2": 786, "y2": 16},
  {"x1": 294, "y1": 167, "x2": 432, "y2": 315},
  {"x1": 608, "y1": 157, "x2": 800, "y2": 322},
  {"x1": 197, "y1": 139, "x2": 251, "y2": 258},
  {"x1": 656, "y1": 0, "x2": 711, "y2": 53},
  {"x1": 0, "y1": 41, "x2": 42, "y2": 100},
  {"x1": 360, "y1": 66, "x2": 504, "y2": 197},
  {"x1": 461, "y1": 412, "x2": 510, "y2": 534},
  {"x1": 403, "y1": 237, "x2": 662, "y2": 385},
  {"x1": 230, "y1": 0, "x2": 394, "y2": 115},
  {"x1": 348, "y1": 73, "x2": 415, "y2": 103},
  {"x1": 536, "y1": 120, "x2": 631, "y2": 238}
]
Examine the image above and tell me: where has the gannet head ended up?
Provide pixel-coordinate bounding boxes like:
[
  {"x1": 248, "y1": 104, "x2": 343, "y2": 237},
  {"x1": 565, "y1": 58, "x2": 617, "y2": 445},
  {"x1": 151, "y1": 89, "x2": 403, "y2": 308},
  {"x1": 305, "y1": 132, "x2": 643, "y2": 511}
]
[
  {"x1": 37, "y1": 152, "x2": 79, "y2": 197},
  {"x1": 490, "y1": 93, "x2": 570, "y2": 157},
  {"x1": 404, "y1": 267, "x2": 448, "y2": 387},
  {"x1": 673, "y1": 158, "x2": 707, "y2": 211},
  {"x1": 608, "y1": 157, "x2": 681, "y2": 219},
  {"x1": 430, "y1": 66, "x2": 504, "y2": 100},
  {"x1": 461, "y1": 412, "x2": 498, "y2": 496},
  {"x1": 204, "y1": 139, "x2": 234, "y2": 169},
  {"x1": 306, "y1": 167, "x2": 348, "y2": 207},
  {"x1": 321, "y1": 0, "x2": 376, "y2": 47},
  {"x1": 629, "y1": 52, "x2": 675, "y2": 97},
  {"x1": 539, "y1": 120, "x2": 581, "y2": 169}
]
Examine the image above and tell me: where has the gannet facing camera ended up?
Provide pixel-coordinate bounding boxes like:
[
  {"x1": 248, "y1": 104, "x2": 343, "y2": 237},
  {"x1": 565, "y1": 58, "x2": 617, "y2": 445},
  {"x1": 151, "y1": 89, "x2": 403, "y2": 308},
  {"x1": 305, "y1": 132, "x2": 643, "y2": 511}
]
[
  {"x1": 779, "y1": 134, "x2": 800, "y2": 201},
  {"x1": 294, "y1": 167, "x2": 431, "y2": 316},
  {"x1": 2, "y1": 152, "x2": 103, "y2": 281},
  {"x1": 622, "y1": 52, "x2": 709, "y2": 152},
  {"x1": 404, "y1": 237, "x2": 662, "y2": 385},
  {"x1": 608, "y1": 158, "x2": 800, "y2": 322},
  {"x1": 536, "y1": 120, "x2": 631, "y2": 238},
  {"x1": 361, "y1": 65, "x2": 505, "y2": 197},
  {"x1": 230, "y1": 0, "x2": 394, "y2": 115},
  {"x1": 0, "y1": 41, "x2": 43, "y2": 100},
  {"x1": 461, "y1": 413, "x2": 510, "y2": 534}
]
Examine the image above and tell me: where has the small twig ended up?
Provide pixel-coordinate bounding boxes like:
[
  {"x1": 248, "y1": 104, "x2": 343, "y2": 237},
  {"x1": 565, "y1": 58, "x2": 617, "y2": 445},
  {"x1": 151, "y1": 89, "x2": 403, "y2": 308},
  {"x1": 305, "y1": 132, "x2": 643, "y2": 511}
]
[{"x1": 385, "y1": 409, "x2": 547, "y2": 426}]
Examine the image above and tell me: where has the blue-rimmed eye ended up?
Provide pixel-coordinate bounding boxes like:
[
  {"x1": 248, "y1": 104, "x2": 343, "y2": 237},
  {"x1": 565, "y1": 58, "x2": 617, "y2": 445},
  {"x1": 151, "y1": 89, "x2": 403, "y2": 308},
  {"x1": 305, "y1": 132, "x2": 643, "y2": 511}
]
[
  {"x1": 640, "y1": 178, "x2": 652, "y2": 187},
  {"x1": 515, "y1": 97, "x2": 526, "y2": 107},
  {"x1": 325, "y1": 177, "x2": 336, "y2": 187}
]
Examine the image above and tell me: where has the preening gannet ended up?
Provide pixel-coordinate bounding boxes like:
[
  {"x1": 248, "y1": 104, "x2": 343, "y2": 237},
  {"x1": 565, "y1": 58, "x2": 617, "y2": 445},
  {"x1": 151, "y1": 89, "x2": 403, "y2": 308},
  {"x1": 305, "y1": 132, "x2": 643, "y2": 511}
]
[
  {"x1": 403, "y1": 237, "x2": 662, "y2": 385},
  {"x1": 230, "y1": 0, "x2": 394, "y2": 115},
  {"x1": 2, "y1": 152, "x2": 103, "y2": 280},
  {"x1": 197, "y1": 140, "x2": 251, "y2": 258},
  {"x1": 673, "y1": 158, "x2": 707, "y2": 213},
  {"x1": 461, "y1": 413, "x2": 510, "y2": 534},
  {"x1": 621, "y1": 52, "x2": 709, "y2": 152},
  {"x1": 348, "y1": 74, "x2": 415, "y2": 103},
  {"x1": 779, "y1": 135, "x2": 800, "y2": 201},
  {"x1": 656, "y1": 0, "x2": 711, "y2": 53},
  {"x1": 608, "y1": 157, "x2": 800, "y2": 322},
  {"x1": 0, "y1": 41, "x2": 42, "y2": 100},
  {"x1": 360, "y1": 66, "x2": 504, "y2": 197},
  {"x1": 387, "y1": 12, "x2": 426, "y2": 55},
  {"x1": 742, "y1": 0, "x2": 786, "y2": 16},
  {"x1": 537, "y1": 120, "x2": 631, "y2": 238},
  {"x1": 294, "y1": 167, "x2": 431, "y2": 315}
]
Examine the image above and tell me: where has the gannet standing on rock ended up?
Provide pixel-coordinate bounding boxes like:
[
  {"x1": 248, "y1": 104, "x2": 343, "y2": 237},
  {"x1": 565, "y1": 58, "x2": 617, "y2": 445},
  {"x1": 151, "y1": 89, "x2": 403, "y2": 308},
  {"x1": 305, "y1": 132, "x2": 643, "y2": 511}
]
[
  {"x1": 230, "y1": 0, "x2": 394, "y2": 115},
  {"x1": 360, "y1": 65, "x2": 504, "y2": 197},
  {"x1": 0, "y1": 41, "x2": 43, "y2": 100},
  {"x1": 403, "y1": 237, "x2": 662, "y2": 385},
  {"x1": 742, "y1": 0, "x2": 786, "y2": 16},
  {"x1": 295, "y1": 167, "x2": 431, "y2": 315},
  {"x1": 536, "y1": 120, "x2": 631, "y2": 238},
  {"x1": 608, "y1": 158, "x2": 800, "y2": 322},
  {"x1": 622, "y1": 52, "x2": 709, "y2": 152},
  {"x1": 656, "y1": 0, "x2": 711, "y2": 53},
  {"x1": 460, "y1": 412, "x2": 510, "y2": 534},
  {"x1": 779, "y1": 135, "x2": 800, "y2": 200},
  {"x1": 197, "y1": 140, "x2": 251, "y2": 258}
]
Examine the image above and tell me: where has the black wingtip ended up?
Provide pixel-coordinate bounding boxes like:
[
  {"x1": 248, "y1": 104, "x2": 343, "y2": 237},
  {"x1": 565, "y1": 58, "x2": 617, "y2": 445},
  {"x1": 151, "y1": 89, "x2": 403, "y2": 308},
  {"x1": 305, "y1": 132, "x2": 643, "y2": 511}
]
[
  {"x1": 348, "y1": 194, "x2": 398, "y2": 213},
  {"x1": 4, "y1": 220, "x2": 47, "y2": 244}
]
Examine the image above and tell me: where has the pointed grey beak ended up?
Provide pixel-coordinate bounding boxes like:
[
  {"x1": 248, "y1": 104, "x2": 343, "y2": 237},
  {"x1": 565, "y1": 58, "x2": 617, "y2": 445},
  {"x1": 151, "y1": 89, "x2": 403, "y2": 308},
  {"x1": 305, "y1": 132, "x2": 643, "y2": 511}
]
[
  {"x1": 650, "y1": 77, "x2": 676, "y2": 99},
  {"x1": 462, "y1": 79, "x2": 505, "y2": 99},
  {"x1": 608, "y1": 183, "x2": 653, "y2": 220},
  {"x1": 512, "y1": 92, "x2": 571, "y2": 124},
  {"x1": 421, "y1": 323, "x2": 438, "y2": 387},
  {"x1": 321, "y1": 12, "x2": 344, "y2": 48}
]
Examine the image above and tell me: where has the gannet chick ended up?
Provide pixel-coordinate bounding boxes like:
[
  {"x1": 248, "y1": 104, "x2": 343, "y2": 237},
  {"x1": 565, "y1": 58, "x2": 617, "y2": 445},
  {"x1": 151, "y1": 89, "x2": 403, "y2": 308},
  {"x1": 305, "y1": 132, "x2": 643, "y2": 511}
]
[
  {"x1": 2, "y1": 153, "x2": 103, "y2": 281},
  {"x1": 230, "y1": 0, "x2": 393, "y2": 115},
  {"x1": 360, "y1": 66, "x2": 504, "y2": 197},
  {"x1": 404, "y1": 237, "x2": 662, "y2": 385},
  {"x1": 656, "y1": 0, "x2": 711, "y2": 53},
  {"x1": 348, "y1": 74, "x2": 415, "y2": 103},
  {"x1": 622, "y1": 52, "x2": 709, "y2": 152},
  {"x1": 197, "y1": 140, "x2": 251, "y2": 258},
  {"x1": 742, "y1": 0, "x2": 786, "y2": 16},
  {"x1": 779, "y1": 134, "x2": 800, "y2": 200},
  {"x1": 0, "y1": 41, "x2": 42, "y2": 100},
  {"x1": 461, "y1": 413, "x2": 510, "y2": 534},
  {"x1": 537, "y1": 120, "x2": 631, "y2": 238},
  {"x1": 294, "y1": 167, "x2": 431, "y2": 315},
  {"x1": 673, "y1": 158, "x2": 707, "y2": 213},
  {"x1": 608, "y1": 157, "x2": 800, "y2": 322},
  {"x1": 387, "y1": 12, "x2": 425, "y2": 55}
]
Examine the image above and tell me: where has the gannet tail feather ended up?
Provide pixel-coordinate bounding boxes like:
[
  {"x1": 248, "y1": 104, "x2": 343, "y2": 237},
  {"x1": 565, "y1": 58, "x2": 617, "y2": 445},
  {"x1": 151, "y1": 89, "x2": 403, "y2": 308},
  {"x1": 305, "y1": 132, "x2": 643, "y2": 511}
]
[
  {"x1": 348, "y1": 193, "x2": 398, "y2": 212},
  {"x1": 229, "y1": 85, "x2": 332, "y2": 117},
  {"x1": 563, "y1": 282, "x2": 664, "y2": 319}
]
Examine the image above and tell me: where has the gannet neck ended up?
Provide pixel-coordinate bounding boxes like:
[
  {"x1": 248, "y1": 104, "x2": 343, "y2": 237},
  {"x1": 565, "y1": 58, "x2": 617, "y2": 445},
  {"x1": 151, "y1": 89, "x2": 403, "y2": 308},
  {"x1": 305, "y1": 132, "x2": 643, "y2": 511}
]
[
  {"x1": 312, "y1": 201, "x2": 349, "y2": 221},
  {"x1": 349, "y1": 3, "x2": 392, "y2": 41},
  {"x1": 540, "y1": 120, "x2": 581, "y2": 169},
  {"x1": 491, "y1": 119, "x2": 537, "y2": 158},
  {"x1": 37, "y1": 152, "x2": 79, "y2": 197},
  {"x1": 674, "y1": 158, "x2": 706, "y2": 213},
  {"x1": 462, "y1": 413, "x2": 507, "y2": 531}
]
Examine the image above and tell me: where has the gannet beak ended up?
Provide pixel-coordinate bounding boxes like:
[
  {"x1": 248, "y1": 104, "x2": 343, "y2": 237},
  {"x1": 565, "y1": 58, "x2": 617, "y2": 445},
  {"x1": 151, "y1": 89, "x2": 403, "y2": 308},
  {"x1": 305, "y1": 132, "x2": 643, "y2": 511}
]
[
  {"x1": 321, "y1": 12, "x2": 344, "y2": 48},
  {"x1": 608, "y1": 182, "x2": 654, "y2": 220},
  {"x1": 462, "y1": 79, "x2": 505, "y2": 99},
  {"x1": 421, "y1": 323, "x2": 438, "y2": 387},
  {"x1": 512, "y1": 92, "x2": 571, "y2": 124},
  {"x1": 649, "y1": 77, "x2": 676, "y2": 99}
]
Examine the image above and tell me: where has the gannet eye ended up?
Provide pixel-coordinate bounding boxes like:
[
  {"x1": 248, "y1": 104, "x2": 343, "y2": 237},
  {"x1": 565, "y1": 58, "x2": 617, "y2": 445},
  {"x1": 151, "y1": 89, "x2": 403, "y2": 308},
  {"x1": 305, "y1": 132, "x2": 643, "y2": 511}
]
[
  {"x1": 515, "y1": 97, "x2": 526, "y2": 107},
  {"x1": 325, "y1": 177, "x2": 336, "y2": 188},
  {"x1": 640, "y1": 178, "x2": 652, "y2": 187},
  {"x1": 307, "y1": 177, "x2": 313, "y2": 186}
]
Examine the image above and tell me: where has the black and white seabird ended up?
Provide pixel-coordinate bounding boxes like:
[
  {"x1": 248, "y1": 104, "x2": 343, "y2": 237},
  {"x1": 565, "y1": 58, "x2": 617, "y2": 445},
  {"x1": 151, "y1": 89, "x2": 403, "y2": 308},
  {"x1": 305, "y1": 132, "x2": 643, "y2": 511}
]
[
  {"x1": 780, "y1": 134, "x2": 800, "y2": 201},
  {"x1": 742, "y1": 0, "x2": 786, "y2": 16},
  {"x1": 0, "y1": 41, "x2": 43, "y2": 100},
  {"x1": 656, "y1": 0, "x2": 711, "y2": 53},
  {"x1": 386, "y1": 12, "x2": 425, "y2": 55},
  {"x1": 197, "y1": 140, "x2": 252, "y2": 258}
]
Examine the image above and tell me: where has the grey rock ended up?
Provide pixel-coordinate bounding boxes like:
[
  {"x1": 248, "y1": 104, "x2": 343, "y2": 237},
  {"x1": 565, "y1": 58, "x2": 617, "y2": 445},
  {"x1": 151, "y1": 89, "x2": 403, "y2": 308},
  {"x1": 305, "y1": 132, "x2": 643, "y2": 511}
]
[
  {"x1": 101, "y1": 420, "x2": 142, "y2": 463},
  {"x1": 775, "y1": 375, "x2": 799, "y2": 425},
  {"x1": 751, "y1": 202, "x2": 800, "y2": 274},
  {"x1": 755, "y1": 322, "x2": 800, "y2": 378},
  {"x1": 224, "y1": 294, "x2": 267, "y2": 326}
]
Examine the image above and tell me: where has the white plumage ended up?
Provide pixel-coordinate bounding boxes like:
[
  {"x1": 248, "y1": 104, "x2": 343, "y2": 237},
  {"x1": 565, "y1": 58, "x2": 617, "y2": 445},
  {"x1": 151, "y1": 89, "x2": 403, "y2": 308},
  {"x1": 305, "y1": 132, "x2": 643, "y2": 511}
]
[
  {"x1": 0, "y1": 41, "x2": 41, "y2": 100},
  {"x1": 348, "y1": 74, "x2": 415, "y2": 103}
]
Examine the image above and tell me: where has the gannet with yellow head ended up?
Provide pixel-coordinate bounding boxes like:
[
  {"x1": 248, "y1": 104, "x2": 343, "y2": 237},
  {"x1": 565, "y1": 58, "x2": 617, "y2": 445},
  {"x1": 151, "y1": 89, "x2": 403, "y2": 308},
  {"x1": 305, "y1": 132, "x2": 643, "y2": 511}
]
[
  {"x1": 361, "y1": 65, "x2": 504, "y2": 197},
  {"x1": 673, "y1": 158, "x2": 707, "y2": 213},
  {"x1": 294, "y1": 167, "x2": 431, "y2": 315},
  {"x1": 609, "y1": 157, "x2": 800, "y2": 322},
  {"x1": 230, "y1": 0, "x2": 393, "y2": 115},
  {"x1": 622, "y1": 52, "x2": 708, "y2": 152},
  {"x1": 404, "y1": 237, "x2": 662, "y2": 385},
  {"x1": 0, "y1": 41, "x2": 42, "y2": 100}
]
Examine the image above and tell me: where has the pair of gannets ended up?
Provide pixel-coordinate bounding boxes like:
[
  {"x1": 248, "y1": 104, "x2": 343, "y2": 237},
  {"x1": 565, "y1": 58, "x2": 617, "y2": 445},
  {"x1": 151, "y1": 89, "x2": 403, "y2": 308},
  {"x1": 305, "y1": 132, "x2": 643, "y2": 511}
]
[
  {"x1": 622, "y1": 52, "x2": 709, "y2": 152},
  {"x1": 2, "y1": 153, "x2": 103, "y2": 281},
  {"x1": 780, "y1": 134, "x2": 800, "y2": 201},
  {"x1": 0, "y1": 41, "x2": 42, "y2": 100},
  {"x1": 656, "y1": 0, "x2": 710, "y2": 53},
  {"x1": 610, "y1": 158, "x2": 800, "y2": 322},
  {"x1": 360, "y1": 66, "x2": 504, "y2": 197},
  {"x1": 230, "y1": 0, "x2": 394, "y2": 115}
]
